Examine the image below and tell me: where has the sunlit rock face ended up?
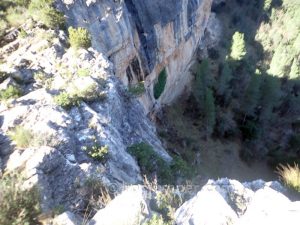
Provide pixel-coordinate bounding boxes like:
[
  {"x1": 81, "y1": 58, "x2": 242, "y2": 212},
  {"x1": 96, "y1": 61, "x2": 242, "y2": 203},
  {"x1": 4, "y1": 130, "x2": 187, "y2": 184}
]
[
  {"x1": 175, "y1": 179, "x2": 300, "y2": 225},
  {"x1": 56, "y1": 0, "x2": 213, "y2": 112},
  {"x1": 0, "y1": 32, "x2": 171, "y2": 211}
]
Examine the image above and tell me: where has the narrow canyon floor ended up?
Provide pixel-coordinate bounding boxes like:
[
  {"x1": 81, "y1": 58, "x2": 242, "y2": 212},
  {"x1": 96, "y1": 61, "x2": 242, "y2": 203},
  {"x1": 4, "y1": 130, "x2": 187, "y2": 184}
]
[{"x1": 157, "y1": 99, "x2": 277, "y2": 186}]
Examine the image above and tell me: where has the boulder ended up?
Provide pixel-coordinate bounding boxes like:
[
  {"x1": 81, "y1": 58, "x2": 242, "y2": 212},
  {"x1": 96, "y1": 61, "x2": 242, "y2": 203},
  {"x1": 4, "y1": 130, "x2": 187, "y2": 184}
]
[
  {"x1": 175, "y1": 179, "x2": 239, "y2": 225},
  {"x1": 236, "y1": 187, "x2": 300, "y2": 225},
  {"x1": 89, "y1": 186, "x2": 149, "y2": 225},
  {"x1": 53, "y1": 211, "x2": 83, "y2": 225}
]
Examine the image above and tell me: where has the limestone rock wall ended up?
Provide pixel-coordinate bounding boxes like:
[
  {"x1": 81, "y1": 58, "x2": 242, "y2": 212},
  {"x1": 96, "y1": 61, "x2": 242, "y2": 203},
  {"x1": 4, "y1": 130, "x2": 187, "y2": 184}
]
[
  {"x1": 0, "y1": 27, "x2": 171, "y2": 211},
  {"x1": 56, "y1": 0, "x2": 213, "y2": 112}
]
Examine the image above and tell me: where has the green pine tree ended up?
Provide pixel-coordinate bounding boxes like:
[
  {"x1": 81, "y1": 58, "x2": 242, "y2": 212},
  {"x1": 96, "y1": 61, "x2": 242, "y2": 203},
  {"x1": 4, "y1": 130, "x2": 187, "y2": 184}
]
[
  {"x1": 230, "y1": 32, "x2": 247, "y2": 61},
  {"x1": 259, "y1": 75, "x2": 281, "y2": 124},
  {"x1": 193, "y1": 59, "x2": 211, "y2": 109},
  {"x1": 217, "y1": 62, "x2": 233, "y2": 99},
  {"x1": 204, "y1": 88, "x2": 216, "y2": 136},
  {"x1": 242, "y1": 70, "x2": 262, "y2": 117}
]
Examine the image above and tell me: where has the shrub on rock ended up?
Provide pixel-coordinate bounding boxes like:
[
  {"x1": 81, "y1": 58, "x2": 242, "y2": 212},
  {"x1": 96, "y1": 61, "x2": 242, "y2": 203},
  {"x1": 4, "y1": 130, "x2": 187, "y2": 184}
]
[
  {"x1": 68, "y1": 27, "x2": 91, "y2": 49},
  {"x1": 0, "y1": 173, "x2": 41, "y2": 225},
  {"x1": 0, "y1": 85, "x2": 22, "y2": 101},
  {"x1": 9, "y1": 126, "x2": 33, "y2": 148}
]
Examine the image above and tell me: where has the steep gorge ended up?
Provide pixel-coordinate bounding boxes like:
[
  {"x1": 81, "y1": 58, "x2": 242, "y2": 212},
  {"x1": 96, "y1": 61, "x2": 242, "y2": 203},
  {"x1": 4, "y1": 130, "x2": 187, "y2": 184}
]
[
  {"x1": 0, "y1": 0, "x2": 217, "y2": 218},
  {"x1": 1, "y1": 0, "x2": 300, "y2": 224}
]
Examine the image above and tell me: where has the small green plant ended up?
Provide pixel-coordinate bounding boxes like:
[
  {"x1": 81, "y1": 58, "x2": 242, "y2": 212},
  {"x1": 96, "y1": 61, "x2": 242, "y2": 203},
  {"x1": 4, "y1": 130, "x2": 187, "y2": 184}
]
[
  {"x1": 9, "y1": 126, "x2": 33, "y2": 148},
  {"x1": 29, "y1": 0, "x2": 65, "y2": 29},
  {"x1": 128, "y1": 142, "x2": 172, "y2": 183},
  {"x1": 54, "y1": 83, "x2": 105, "y2": 109},
  {"x1": 0, "y1": 85, "x2": 22, "y2": 101},
  {"x1": 83, "y1": 144, "x2": 109, "y2": 162},
  {"x1": 156, "y1": 187, "x2": 183, "y2": 222},
  {"x1": 82, "y1": 136, "x2": 109, "y2": 162},
  {"x1": 144, "y1": 214, "x2": 169, "y2": 225},
  {"x1": 77, "y1": 83, "x2": 102, "y2": 102},
  {"x1": 18, "y1": 28, "x2": 28, "y2": 38},
  {"x1": 128, "y1": 82, "x2": 145, "y2": 97},
  {"x1": 68, "y1": 27, "x2": 92, "y2": 49},
  {"x1": 277, "y1": 163, "x2": 300, "y2": 192},
  {"x1": 154, "y1": 69, "x2": 167, "y2": 99},
  {"x1": 54, "y1": 92, "x2": 80, "y2": 109},
  {"x1": 77, "y1": 68, "x2": 90, "y2": 77},
  {"x1": 0, "y1": 172, "x2": 41, "y2": 225},
  {"x1": 170, "y1": 156, "x2": 194, "y2": 178}
]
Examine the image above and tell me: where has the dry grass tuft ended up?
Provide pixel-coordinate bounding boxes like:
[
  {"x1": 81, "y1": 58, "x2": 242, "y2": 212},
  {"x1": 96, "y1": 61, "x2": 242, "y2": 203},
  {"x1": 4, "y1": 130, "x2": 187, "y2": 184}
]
[{"x1": 276, "y1": 163, "x2": 300, "y2": 192}]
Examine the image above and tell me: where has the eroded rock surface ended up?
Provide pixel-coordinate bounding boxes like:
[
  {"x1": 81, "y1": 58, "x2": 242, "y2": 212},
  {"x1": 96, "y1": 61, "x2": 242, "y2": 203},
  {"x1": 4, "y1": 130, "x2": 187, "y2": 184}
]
[
  {"x1": 175, "y1": 178, "x2": 300, "y2": 225},
  {"x1": 56, "y1": 0, "x2": 214, "y2": 111},
  {"x1": 0, "y1": 27, "x2": 170, "y2": 212}
]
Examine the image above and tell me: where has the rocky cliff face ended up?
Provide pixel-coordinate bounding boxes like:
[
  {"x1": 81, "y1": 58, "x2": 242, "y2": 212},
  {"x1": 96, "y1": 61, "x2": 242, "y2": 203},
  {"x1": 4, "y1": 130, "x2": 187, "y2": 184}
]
[
  {"x1": 0, "y1": 0, "x2": 216, "y2": 217},
  {"x1": 0, "y1": 27, "x2": 171, "y2": 212},
  {"x1": 56, "y1": 0, "x2": 213, "y2": 112}
]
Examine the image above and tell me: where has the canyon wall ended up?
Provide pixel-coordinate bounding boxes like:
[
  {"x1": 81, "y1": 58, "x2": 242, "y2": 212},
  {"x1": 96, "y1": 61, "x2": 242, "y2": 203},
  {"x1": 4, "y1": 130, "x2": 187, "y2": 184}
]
[{"x1": 57, "y1": 0, "x2": 213, "y2": 112}]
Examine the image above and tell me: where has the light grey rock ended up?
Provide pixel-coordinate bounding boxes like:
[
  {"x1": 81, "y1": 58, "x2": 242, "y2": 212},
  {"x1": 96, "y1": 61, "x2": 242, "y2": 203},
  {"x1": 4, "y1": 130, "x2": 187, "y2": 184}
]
[
  {"x1": 56, "y1": 0, "x2": 214, "y2": 112},
  {"x1": 175, "y1": 179, "x2": 300, "y2": 225},
  {"x1": 202, "y1": 13, "x2": 222, "y2": 49},
  {"x1": 175, "y1": 179, "x2": 239, "y2": 225},
  {"x1": 236, "y1": 187, "x2": 300, "y2": 225},
  {"x1": 0, "y1": 131, "x2": 12, "y2": 157},
  {"x1": 89, "y1": 185, "x2": 149, "y2": 225},
  {"x1": 53, "y1": 211, "x2": 83, "y2": 225},
  {"x1": 0, "y1": 0, "x2": 218, "y2": 218},
  {"x1": 243, "y1": 179, "x2": 286, "y2": 193},
  {"x1": 0, "y1": 28, "x2": 171, "y2": 212},
  {"x1": 0, "y1": 77, "x2": 18, "y2": 90}
]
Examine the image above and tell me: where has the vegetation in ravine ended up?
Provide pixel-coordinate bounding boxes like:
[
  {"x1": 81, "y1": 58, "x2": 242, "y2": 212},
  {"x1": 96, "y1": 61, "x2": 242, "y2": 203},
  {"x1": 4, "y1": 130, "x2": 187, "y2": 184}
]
[
  {"x1": 156, "y1": 0, "x2": 300, "y2": 186},
  {"x1": 128, "y1": 142, "x2": 193, "y2": 184},
  {"x1": 186, "y1": 0, "x2": 300, "y2": 165}
]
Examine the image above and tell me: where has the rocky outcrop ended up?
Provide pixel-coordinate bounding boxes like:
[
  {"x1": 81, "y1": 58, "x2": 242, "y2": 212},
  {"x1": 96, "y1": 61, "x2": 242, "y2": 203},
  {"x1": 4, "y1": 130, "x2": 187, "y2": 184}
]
[
  {"x1": 53, "y1": 211, "x2": 83, "y2": 225},
  {"x1": 89, "y1": 185, "x2": 149, "y2": 225},
  {"x1": 0, "y1": 27, "x2": 170, "y2": 212},
  {"x1": 56, "y1": 0, "x2": 214, "y2": 111},
  {"x1": 175, "y1": 178, "x2": 300, "y2": 225},
  {"x1": 50, "y1": 178, "x2": 300, "y2": 225}
]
